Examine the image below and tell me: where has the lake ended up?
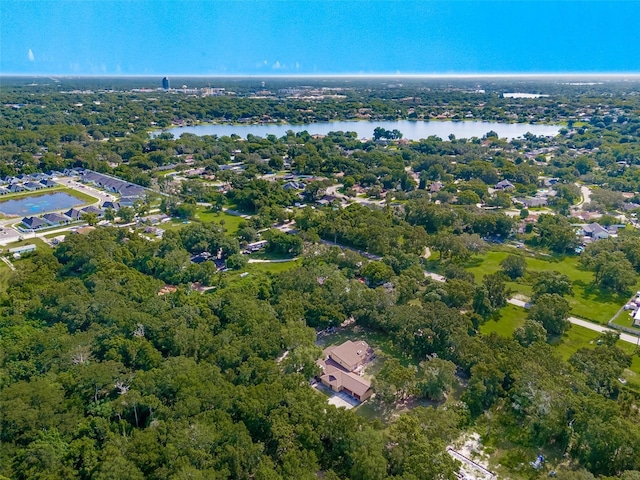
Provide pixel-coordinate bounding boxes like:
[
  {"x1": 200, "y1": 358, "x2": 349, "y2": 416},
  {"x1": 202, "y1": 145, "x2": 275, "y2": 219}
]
[
  {"x1": 0, "y1": 192, "x2": 85, "y2": 216},
  {"x1": 156, "y1": 120, "x2": 562, "y2": 141}
]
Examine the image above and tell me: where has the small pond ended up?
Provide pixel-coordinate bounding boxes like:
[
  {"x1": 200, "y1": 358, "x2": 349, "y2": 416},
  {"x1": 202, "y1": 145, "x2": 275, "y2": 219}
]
[{"x1": 0, "y1": 192, "x2": 85, "y2": 216}]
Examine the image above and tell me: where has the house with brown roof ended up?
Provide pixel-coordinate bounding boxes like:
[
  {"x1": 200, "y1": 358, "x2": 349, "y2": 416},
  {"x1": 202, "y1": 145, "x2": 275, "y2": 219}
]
[
  {"x1": 326, "y1": 340, "x2": 373, "y2": 371},
  {"x1": 317, "y1": 340, "x2": 374, "y2": 402}
]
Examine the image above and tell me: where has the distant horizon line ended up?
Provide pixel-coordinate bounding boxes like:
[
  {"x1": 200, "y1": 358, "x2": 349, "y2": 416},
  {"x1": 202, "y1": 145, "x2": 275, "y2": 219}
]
[{"x1": 4, "y1": 72, "x2": 640, "y2": 79}]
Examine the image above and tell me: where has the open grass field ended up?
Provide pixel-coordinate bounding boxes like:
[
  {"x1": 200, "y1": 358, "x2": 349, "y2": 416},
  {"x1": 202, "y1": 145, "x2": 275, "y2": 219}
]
[
  {"x1": 195, "y1": 208, "x2": 246, "y2": 234},
  {"x1": 0, "y1": 237, "x2": 50, "y2": 252},
  {"x1": 548, "y1": 324, "x2": 602, "y2": 361},
  {"x1": 0, "y1": 261, "x2": 13, "y2": 293},
  {"x1": 460, "y1": 249, "x2": 637, "y2": 324},
  {"x1": 222, "y1": 258, "x2": 301, "y2": 282},
  {"x1": 158, "y1": 209, "x2": 246, "y2": 236},
  {"x1": 482, "y1": 304, "x2": 640, "y2": 393},
  {"x1": 479, "y1": 304, "x2": 527, "y2": 337}
]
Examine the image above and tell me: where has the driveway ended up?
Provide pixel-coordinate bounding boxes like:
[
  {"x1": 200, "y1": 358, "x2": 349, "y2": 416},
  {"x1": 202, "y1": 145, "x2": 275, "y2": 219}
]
[{"x1": 312, "y1": 383, "x2": 360, "y2": 409}]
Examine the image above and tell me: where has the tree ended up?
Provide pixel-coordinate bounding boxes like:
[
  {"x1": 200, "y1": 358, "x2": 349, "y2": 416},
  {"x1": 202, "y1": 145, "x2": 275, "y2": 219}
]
[
  {"x1": 463, "y1": 363, "x2": 506, "y2": 416},
  {"x1": 414, "y1": 358, "x2": 457, "y2": 401},
  {"x1": 264, "y1": 229, "x2": 303, "y2": 256},
  {"x1": 483, "y1": 272, "x2": 507, "y2": 311},
  {"x1": 117, "y1": 206, "x2": 135, "y2": 223},
  {"x1": 570, "y1": 345, "x2": 631, "y2": 397},
  {"x1": 374, "y1": 357, "x2": 415, "y2": 402},
  {"x1": 361, "y1": 261, "x2": 394, "y2": 287},
  {"x1": 500, "y1": 254, "x2": 527, "y2": 280},
  {"x1": 532, "y1": 271, "x2": 573, "y2": 299},
  {"x1": 81, "y1": 212, "x2": 98, "y2": 226},
  {"x1": 174, "y1": 202, "x2": 197, "y2": 219},
  {"x1": 225, "y1": 253, "x2": 248, "y2": 270},
  {"x1": 528, "y1": 293, "x2": 570, "y2": 335},
  {"x1": 536, "y1": 214, "x2": 579, "y2": 253},
  {"x1": 513, "y1": 319, "x2": 547, "y2": 347},
  {"x1": 456, "y1": 190, "x2": 481, "y2": 205},
  {"x1": 104, "y1": 208, "x2": 116, "y2": 222},
  {"x1": 590, "y1": 251, "x2": 637, "y2": 293},
  {"x1": 303, "y1": 181, "x2": 326, "y2": 202}
]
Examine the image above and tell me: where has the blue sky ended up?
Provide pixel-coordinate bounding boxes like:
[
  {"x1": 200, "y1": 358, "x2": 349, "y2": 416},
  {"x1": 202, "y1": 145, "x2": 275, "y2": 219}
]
[{"x1": 2, "y1": 1, "x2": 640, "y2": 75}]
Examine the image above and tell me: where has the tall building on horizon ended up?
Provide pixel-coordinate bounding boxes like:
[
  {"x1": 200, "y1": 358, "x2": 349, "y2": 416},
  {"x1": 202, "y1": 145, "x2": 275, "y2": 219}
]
[{"x1": 162, "y1": 77, "x2": 170, "y2": 90}]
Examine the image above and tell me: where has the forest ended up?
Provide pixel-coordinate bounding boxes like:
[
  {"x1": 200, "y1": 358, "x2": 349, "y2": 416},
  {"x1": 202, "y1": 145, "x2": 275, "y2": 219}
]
[
  {"x1": 0, "y1": 224, "x2": 639, "y2": 479},
  {"x1": 2, "y1": 78, "x2": 640, "y2": 479}
]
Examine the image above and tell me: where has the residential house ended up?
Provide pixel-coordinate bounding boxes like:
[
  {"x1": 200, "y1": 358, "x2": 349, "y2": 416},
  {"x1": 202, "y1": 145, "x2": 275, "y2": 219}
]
[
  {"x1": 494, "y1": 180, "x2": 515, "y2": 191},
  {"x1": 429, "y1": 181, "x2": 443, "y2": 193},
  {"x1": 317, "y1": 360, "x2": 373, "y2": 402},
  {"x1": 82, "y1": 205, "x2": 104, "y2": 217},
  {"x1": 119, "y1": 197, "x2": 138, "y2": 207},
  {"x1": 43, "y1": 212, "x2": 70, "y2": 225},
  {"x1": 283, "y1": 181, "x2": 305, "y2": 191},
  {"x1": 40, "y1": 179, "x2": 58, "y2": 188},
  {"x1": 21, "y1": 216, "x2": 47, "y2": 230},
  {"x1": 102, "y1": 201, "x2": 121, "y2": 210},
  {"x1": 316, "y1": 340, "x2": 374, "y2": 402},
  {"x1": 516, "y1": 197, "x2": 548, "y2": 208},
  {"x1": 7, "y1": 184, "x2": 25, "y2": 193},
  {"x1": 24, "y1": 181, "x2": 44, "y2": 191},
  {"x1": 64, "y1": 208, "x2": 84, "y2": 221},
  {"x1": 582, "y1": 223, "x2": 610, "y2": 241},
  {"x1": 325, "y1": 340, "x2": 373, "y2": 371},
  {"x1": 246, "y1": 240, "x2": 268, "y2": 252},
  {"x1": 191, "y1": 252, "x2": 212, "y2": 264},
  {"x1": 9, "y1": 244, "x2": 36, "y2": 255}
]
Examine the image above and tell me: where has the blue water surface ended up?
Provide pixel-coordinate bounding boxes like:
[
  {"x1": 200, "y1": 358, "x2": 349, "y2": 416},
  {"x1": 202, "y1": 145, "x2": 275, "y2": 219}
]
[
  {"x1": 156, "y1": 120, "x2": 561, "y2": 141},
  {"x1": 0, "y1": 192, "x2": 85, "y2": 216}
]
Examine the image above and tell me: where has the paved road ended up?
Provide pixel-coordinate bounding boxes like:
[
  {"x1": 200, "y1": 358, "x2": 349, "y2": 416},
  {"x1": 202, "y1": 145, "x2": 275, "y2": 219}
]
[
  {"x1": 507, "y1": 298, "x2": 640, "y2": 345},
  {"x1": 572, "y1": 183, "x2": 592, "y2": 211},
  {"x1": 568, "y1": 317, "x2": 640, "y2": 345}
]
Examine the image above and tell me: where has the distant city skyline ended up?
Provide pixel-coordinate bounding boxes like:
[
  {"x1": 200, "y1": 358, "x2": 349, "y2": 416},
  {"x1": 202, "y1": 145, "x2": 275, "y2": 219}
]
[{"x1": 2, "y1": 1, "x2": 640, "y2": 76}]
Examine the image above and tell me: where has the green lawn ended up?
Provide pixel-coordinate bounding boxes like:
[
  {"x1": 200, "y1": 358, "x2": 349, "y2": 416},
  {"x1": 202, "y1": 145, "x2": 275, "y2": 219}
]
[
  {"x1": 248, "y1": 251, "x2": 297, "y2": 261},
  {"x1": 247, "y1": 260, "x2": 300, "y2": 275},
  {"x1": 548, "y1": 324, "x2": 602, "y2": 361},
  {"x1": 461, "y1": 250, "x2": 636, "y2": 324},
  {"x1": 221, "y1": 259, "x2": 301, "y2": 281},
  {"x1": 482, "y1": 305, "x2": 640, "y2": 393},
  {"x1": 0, "y1": 261, "x2": 13, "y2": 293},
  {"x1": 550, "y1": 324, "x2": 640, "y2": 393},
  {"x1": 0, "y1": 237, "x2": 50, "y2": 252},
  {"x1": 60, "y1": 187, "x2": 99, "y2": 204},
  {"x1": 194, "y1": 207, "x2": 246, "y2": 235},
  {"x1": 479, "y1": 304, "x2": 527, "y2": 337}
]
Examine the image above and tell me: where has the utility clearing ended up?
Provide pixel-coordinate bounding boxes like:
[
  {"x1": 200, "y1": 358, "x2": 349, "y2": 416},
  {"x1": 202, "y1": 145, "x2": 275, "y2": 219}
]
[{"x1": 448, "y1": 433, "x2": 497, "y2": 480}]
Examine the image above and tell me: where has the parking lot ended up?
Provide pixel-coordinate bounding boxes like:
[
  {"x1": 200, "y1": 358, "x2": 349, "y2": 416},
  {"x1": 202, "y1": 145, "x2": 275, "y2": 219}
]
[{"x1": 0, "y1": 228, "x2": 21, "y2": 245}]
